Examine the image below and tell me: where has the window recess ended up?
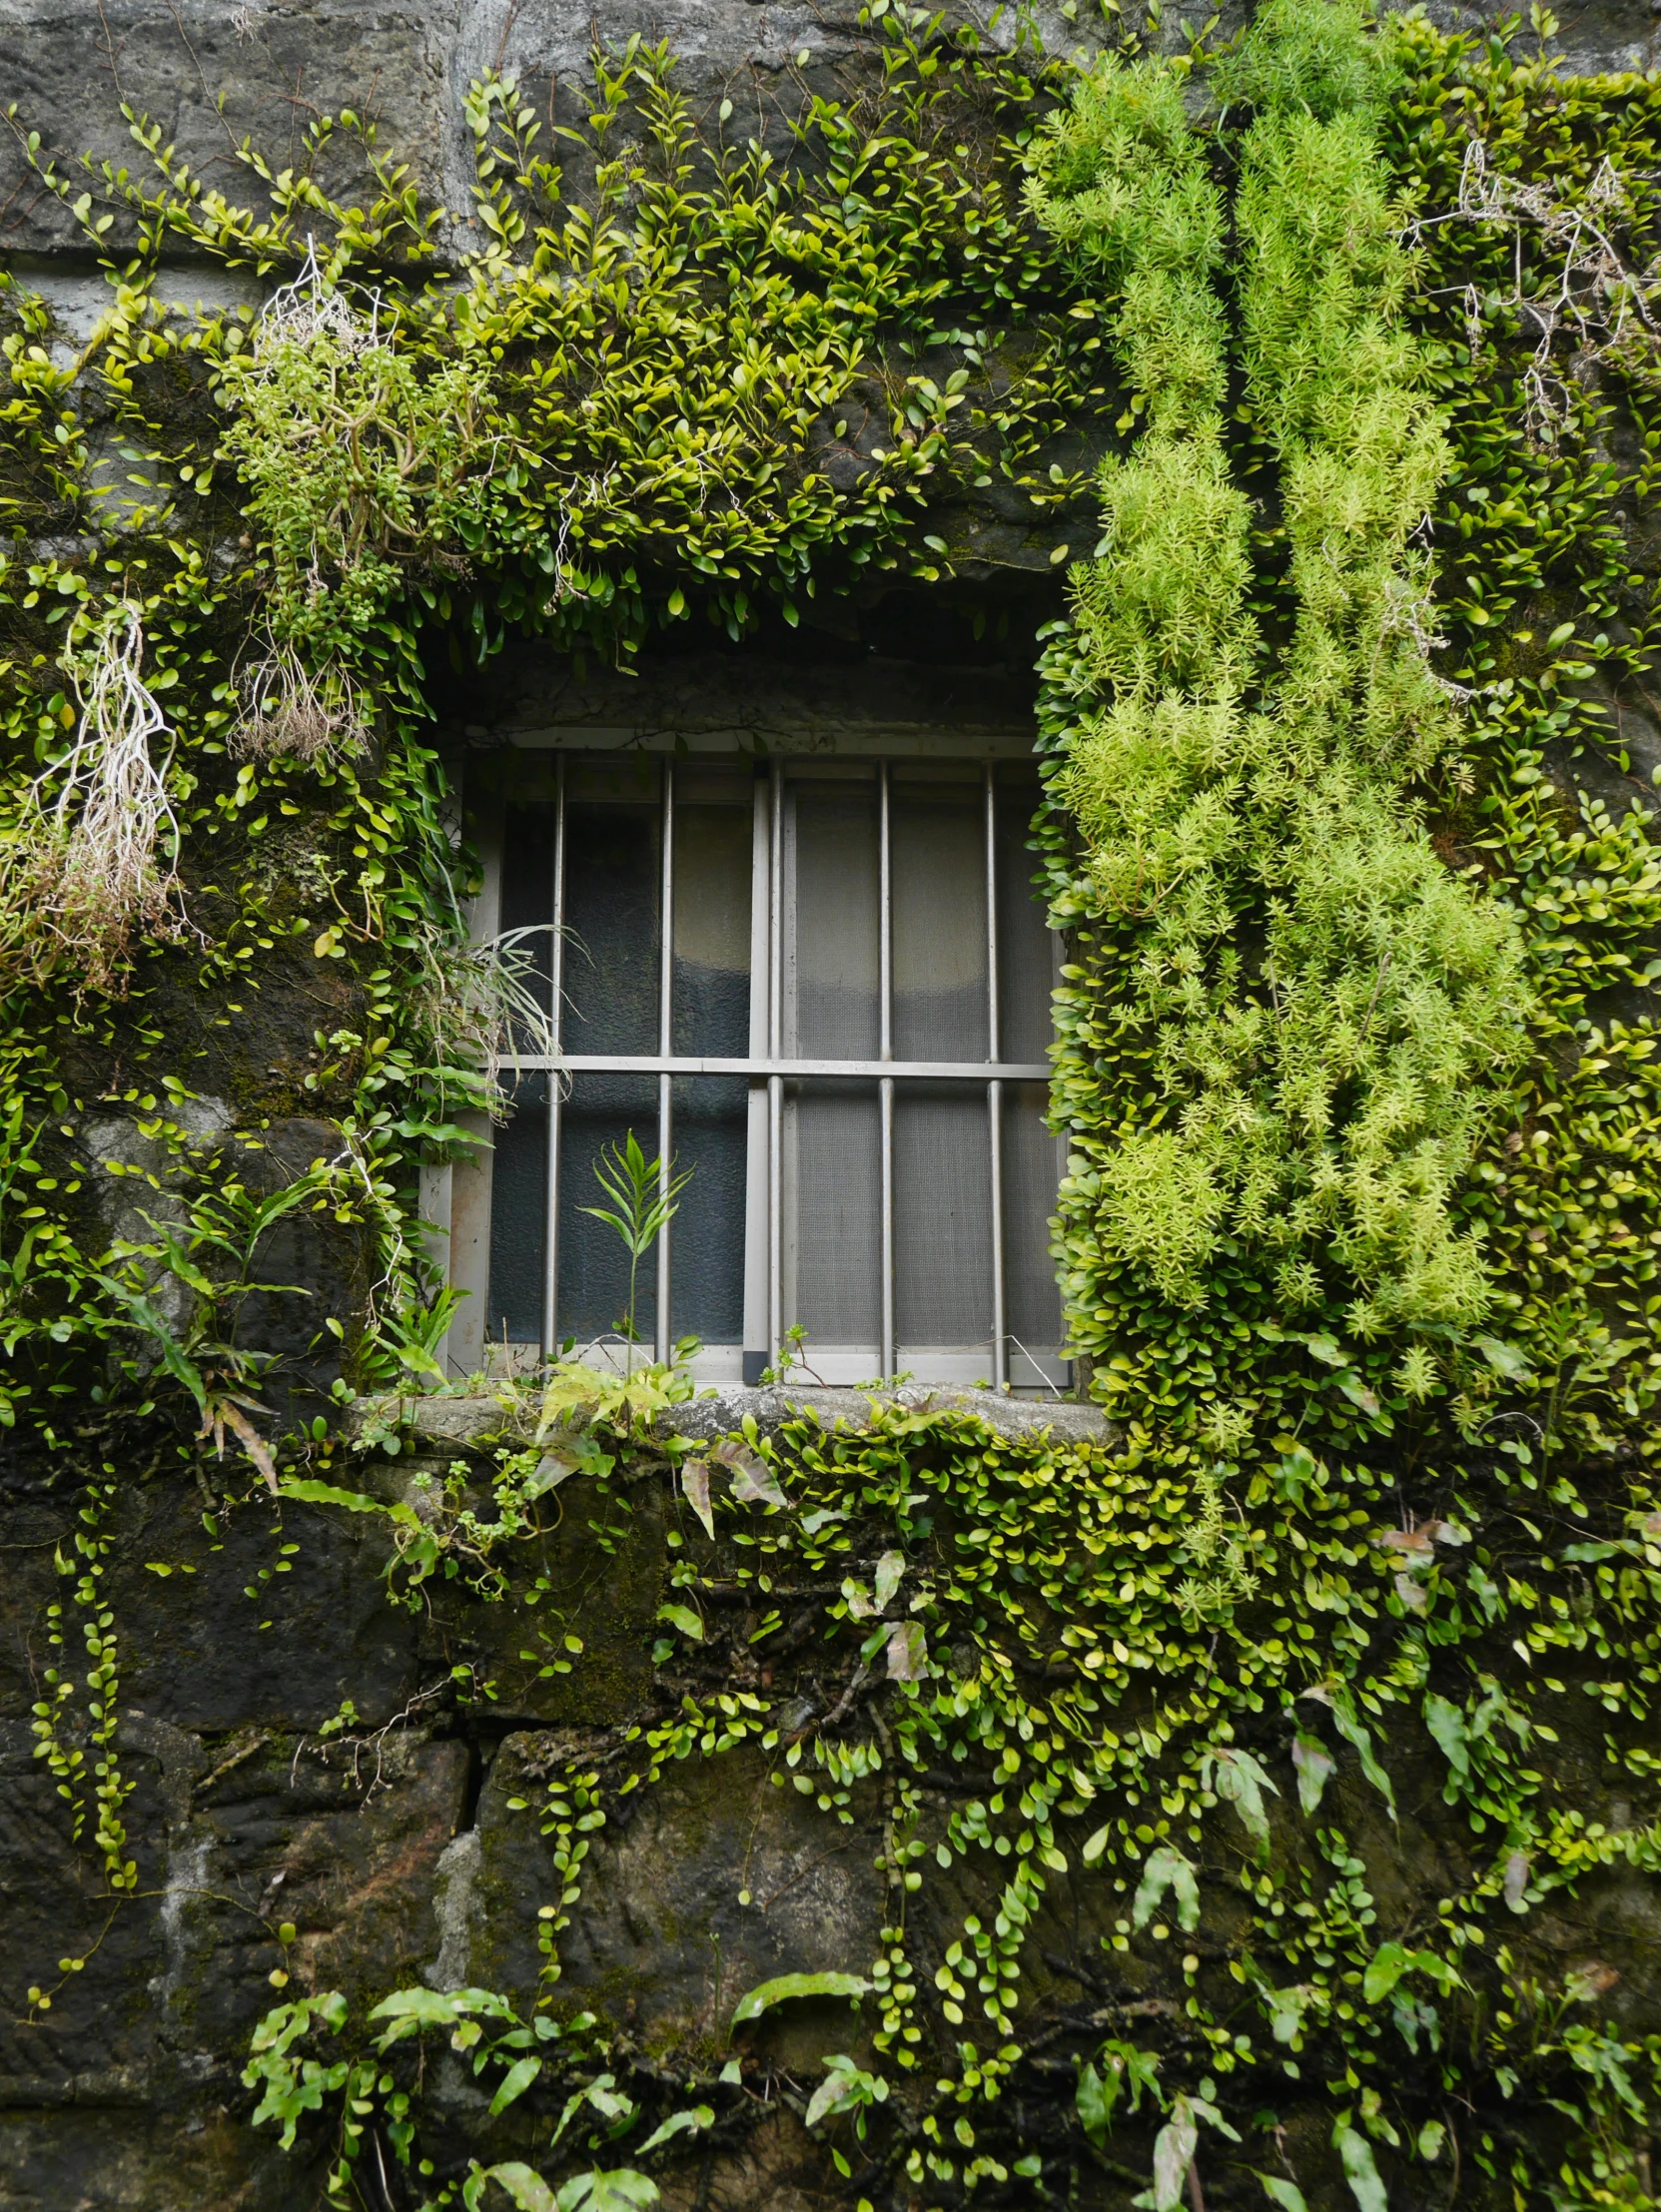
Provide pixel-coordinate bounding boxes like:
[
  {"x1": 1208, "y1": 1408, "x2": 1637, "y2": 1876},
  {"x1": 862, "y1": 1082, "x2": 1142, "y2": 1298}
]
[{"x1": 467, "y1": 749, "x2": 1067, "y2": 1393}]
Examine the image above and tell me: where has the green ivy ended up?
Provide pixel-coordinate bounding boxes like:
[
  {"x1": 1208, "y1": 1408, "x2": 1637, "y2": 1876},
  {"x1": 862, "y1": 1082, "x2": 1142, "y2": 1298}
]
[
  {"x1": 237, "y1": 1385, "x2": 1661, "y2": 2207},
  {"x1": 0, "y1": 10, "x2": 1092, "y2": 1418},
  {"x1": 4, "y1": 6, "x2": 1661, "y2": 2208}
]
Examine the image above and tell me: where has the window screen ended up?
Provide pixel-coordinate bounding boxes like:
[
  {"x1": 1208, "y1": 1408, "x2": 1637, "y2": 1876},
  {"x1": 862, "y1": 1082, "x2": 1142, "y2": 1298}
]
[{"x1": 481, "y1": 752, "x2": 1066, "y2": 1391}]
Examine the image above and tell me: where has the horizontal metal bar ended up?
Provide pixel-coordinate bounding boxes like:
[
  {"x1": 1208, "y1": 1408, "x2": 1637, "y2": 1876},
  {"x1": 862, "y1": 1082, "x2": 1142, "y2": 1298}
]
[{"x1": 506, "y1": 1055, "x2": 1053, "y2": 1081}]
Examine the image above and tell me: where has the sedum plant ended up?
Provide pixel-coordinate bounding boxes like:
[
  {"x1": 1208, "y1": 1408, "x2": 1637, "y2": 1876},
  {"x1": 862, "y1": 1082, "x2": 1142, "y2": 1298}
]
[{"x1": 1031, "y1": 0, "x2": 1530, "y2": 1365}]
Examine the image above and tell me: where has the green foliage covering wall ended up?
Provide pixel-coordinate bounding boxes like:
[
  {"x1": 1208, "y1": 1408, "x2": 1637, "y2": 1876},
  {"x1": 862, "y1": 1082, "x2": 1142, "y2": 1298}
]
[
  {"x1": 1038, "y1": 1, "x2": 1661, "y2": 1483},
  {"x1": 8, "y1": 6, "x2": 1661, "y2": 2210},
  {"x1": 0, "y1": 17, "x2": 1091, "y2": 1425}
]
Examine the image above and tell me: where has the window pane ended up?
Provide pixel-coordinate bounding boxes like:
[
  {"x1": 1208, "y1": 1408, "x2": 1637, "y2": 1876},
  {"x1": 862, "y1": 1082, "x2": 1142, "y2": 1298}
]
[
  {"x1": 997, "y1": 773, "x2": 1054, "y2": 1062},
  {"x1": 564, "y1": 788, "x2": 660, "y2": 1056},
  {"x1": 1004, "y1": 1081, "x2": 1064, "y2": 1353},
  {"x1": 785, "y1": 1080, "x2": 880, "y2": 1345},
  {"x1": 557, "y1": 1073, "x2": 659, "y2": 1348},
  {"x1": 896, "y1": 1086, "x2": 993, "y2": 1348},
  {"x1": 787, "y1": 776, "x2": 879, "y2": 1059},
  {"x1": 892, "y1": 784, "x2": 988, "y2": 1061},
  {"x1": 498, "y1": 803, "x2": 555, "y2": 1031},
  {"x1": 673, "y1": 787, "x2": 752, "y2": 1057},
  {"x1": 668, "y1": 1075, "x2": 747, "y2": 1343},
  {"x1": 486, "y1": 1073, "x2": 549, "y2": 1347},
  {"x1": 476, "y1": 749, "x2": 1065, "y2": 1388}
]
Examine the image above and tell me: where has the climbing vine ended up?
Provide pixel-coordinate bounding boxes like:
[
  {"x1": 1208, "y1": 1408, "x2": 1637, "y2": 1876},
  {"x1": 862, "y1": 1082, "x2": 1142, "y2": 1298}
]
[
  {"x1": 236, "y1": 1378, "x2": 1661, "y2": 2210},
  {"x1": 5, "y1": 4, "x2": 1661, "y2": 2210},
  {"x1": 0, "y1": 10, "x2": 1091, "y2": 1425}
]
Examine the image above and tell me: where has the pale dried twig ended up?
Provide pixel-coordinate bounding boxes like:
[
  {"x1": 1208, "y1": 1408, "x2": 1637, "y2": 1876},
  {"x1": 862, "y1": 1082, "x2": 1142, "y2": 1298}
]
[{"x1": 1436, "y1": 138, "x2": 1661, "y2": 444}]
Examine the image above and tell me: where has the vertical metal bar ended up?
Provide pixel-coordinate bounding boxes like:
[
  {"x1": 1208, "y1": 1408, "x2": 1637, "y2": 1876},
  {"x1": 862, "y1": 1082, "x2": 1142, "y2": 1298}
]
[
  {"x1": 879, "y1": 762, "x2": 895, "y2": 1382},
  {"x1": 743, "y1": 769, "x2": 771, "y2": 1382},
  {"x1": 768, "y1": 1076, "x2": 783, "y2": 1371},
  {"x1": 447, "y1": 775, "x2": 504, "y2": 1379},
  {"x1": 768, "y1": 760, "x2": 784, "y2": 1371},
  {"x1": 541, "y1": 754, "x2": 567, "y2": 1363},
  {"x1": 656, "y1": 757, "x2": 674, "y2": 1366},
  {"x1": 984, "y1": 763, "x2": 1001, "y2": 1062},
  {"x1": 770, "y1": 760, "x2": 785, "y2": 1065},
  {"x1": 879, "y1": 1079, "x2": 895, "y2": 1382},
  {"x1": 986, "y1": 764, "x2": 1007, "y2": 1388},
  {"x1": 989, "y1": 1080, "x2": 1007, "y2": 1390},
  {"x1": 879, "y1": 763, "x2": 894, "y2": 1066}
]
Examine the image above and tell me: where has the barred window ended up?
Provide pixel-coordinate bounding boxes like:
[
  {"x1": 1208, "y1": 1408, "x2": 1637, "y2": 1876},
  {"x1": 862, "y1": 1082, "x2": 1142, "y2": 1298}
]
[{"x1": 444, "y1": 745, "x2": 1066, "y2": 1392}]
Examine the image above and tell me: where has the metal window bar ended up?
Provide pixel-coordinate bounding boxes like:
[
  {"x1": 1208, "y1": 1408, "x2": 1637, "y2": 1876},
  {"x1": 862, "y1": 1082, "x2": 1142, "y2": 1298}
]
[
  {"x1": 878, "y1": 761, "x2": 895, "y2": 1383},
  {"x1": 985, "y1": 763, "x2": 1008, "y2": 1390},
  {"x1": 768, "y1": 758, "x2": 784, "y2": 1374},
  {"x1": 656, "y1": 757, "x2": 675, "y2": 1365},
  {"x1": 511, "y1": 1055, "x2": 1050, "y2": 1079},
  {"x1": 540, "y1": 753, "x2": 567, "y2": 1360},
  {"x1": 743, "y1": 773, "x2": 771, "y2": 1384}
]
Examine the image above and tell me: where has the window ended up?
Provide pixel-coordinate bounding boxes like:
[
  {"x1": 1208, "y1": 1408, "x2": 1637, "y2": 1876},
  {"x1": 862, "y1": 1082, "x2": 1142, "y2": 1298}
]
[{"x1": 446, "y1": 745, "x2": 1066, "y2": 1391}]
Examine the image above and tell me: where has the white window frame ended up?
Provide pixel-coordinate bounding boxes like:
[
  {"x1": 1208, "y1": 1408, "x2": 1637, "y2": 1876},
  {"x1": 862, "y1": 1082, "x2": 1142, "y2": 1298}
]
[{"x1": 430, "y1": 739, "x2": 1066, "y2": 1391}]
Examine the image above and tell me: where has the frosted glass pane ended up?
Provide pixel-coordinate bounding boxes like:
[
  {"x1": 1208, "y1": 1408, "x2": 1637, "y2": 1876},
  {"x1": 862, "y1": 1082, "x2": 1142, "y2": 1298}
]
[
  {"x1": 786, "y1": 1081, "x2": 880, "y2": 1343},
  {"x1": 668, "y1": 1075, "x2": 747, "y2": 1344},
  {"x1": 896, "y1": 1087, "x2": 993, "y2": 1345},
  {"x1": 557, "y1": 1074, "x2": 659, "y2": 1348},
  {"x1": 674, "y1": 800, "x2": 751, "y2": 1056},
  {"x1": 498, "y1": 804, "x2": 555, "y2": 1035},
  {"x1": 788, "y1": 780, "x2": 879, "y2": 1059},
  {"x1": 564, "y1": 798, "x2": 660, "y2": 1055},
  {"x1": 568, "y1": 758, "x2": 660, "y2": 804},
  {"x1": 893, "y1": 789, "x2": 988, "y2": 1060},
  {"x1": 1004, "y1": 1081, "x2": 1063, "y2": 1347},
  {"x1": 487, "y1": 1074, "x2": 549, "y2": 1345},
  {"x1": 997, "y1": 776, "x2": 1055, "y2": 1062}
]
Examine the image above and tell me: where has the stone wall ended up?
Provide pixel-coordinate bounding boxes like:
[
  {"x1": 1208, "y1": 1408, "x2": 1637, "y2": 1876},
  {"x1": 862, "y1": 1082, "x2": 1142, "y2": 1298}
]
[
  {"x1": 9, "y1": 0, "x2": 1655, "y2": 307},
  {"x1": 0, "y1": 1387, "x2": 1111, "y2": 2209},
  {"x1": 6, "y1": 5, "x2": 1661, "y2": 2208},
  {"x1": 5, "y1": 1378, "x2": 1661, "y2": 2210}
]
